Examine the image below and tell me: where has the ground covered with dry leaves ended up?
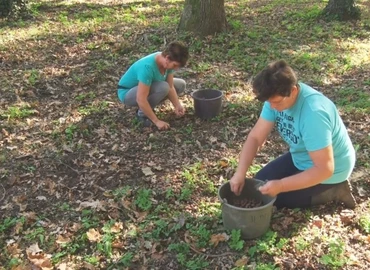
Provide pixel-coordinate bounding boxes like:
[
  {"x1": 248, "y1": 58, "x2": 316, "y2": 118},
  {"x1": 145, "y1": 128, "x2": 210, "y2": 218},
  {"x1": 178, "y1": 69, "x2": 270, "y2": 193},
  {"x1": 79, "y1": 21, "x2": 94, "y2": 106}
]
[{"x1": 0, "y1": 0, "x2": 370, "y2": 269}]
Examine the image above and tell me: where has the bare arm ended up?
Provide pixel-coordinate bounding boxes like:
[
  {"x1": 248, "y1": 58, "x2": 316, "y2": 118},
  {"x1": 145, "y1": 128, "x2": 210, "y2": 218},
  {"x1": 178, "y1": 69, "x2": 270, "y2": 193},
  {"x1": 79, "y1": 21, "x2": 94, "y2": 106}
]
[
  {"x1": 235, "y1": 118, "x2": 275, "y2": 176},
  {"x1": 259, "y1": 145, "x2": 334, "y2": 196},
  {"x1": 230, "y1": 117, "x2": 275, "y2": 195}
]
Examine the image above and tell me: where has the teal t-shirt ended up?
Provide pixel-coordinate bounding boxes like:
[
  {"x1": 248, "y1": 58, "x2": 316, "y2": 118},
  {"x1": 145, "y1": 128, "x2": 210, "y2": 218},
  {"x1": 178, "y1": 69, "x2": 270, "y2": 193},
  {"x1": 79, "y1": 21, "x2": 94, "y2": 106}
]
[
  {"x1": 260, "y1": 82, "x2": 355, "y2": 184},
  {"x1": 117, "y1": 52, "x2": 174, "y2": 102}
]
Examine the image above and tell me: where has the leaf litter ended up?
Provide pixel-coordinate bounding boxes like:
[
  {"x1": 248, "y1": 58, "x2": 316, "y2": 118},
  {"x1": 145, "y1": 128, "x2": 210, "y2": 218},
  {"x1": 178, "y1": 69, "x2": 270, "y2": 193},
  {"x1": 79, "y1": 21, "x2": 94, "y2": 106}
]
[{"x1": 0, "y1": 0, "x2": 370, "y2": 269}]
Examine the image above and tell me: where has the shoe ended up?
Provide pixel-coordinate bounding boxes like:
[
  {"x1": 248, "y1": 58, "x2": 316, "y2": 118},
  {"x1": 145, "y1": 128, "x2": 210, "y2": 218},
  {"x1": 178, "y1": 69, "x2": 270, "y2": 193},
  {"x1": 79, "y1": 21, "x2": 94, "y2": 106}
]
[
  {"x1": 311, "y1": 180, "x2": 356, "y2": 209},
  {"x1": 136, "y1": 115, "x2": 153, "y2": 128}
]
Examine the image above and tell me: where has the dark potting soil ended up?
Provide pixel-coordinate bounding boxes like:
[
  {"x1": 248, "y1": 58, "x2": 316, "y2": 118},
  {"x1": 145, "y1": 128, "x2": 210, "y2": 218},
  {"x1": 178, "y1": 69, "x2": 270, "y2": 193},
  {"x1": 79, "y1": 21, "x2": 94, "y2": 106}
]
[{"x1": 229, "y1": 197, "x2": 264, "y2": 208}]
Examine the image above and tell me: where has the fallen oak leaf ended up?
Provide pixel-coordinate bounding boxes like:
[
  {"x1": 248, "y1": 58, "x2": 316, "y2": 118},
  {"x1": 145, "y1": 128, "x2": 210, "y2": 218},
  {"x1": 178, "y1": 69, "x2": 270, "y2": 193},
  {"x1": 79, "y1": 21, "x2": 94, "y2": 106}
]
[
  {"x1": 82, "y1": 261, "x2": 97, "y2": 270},
  {"x1": 209, "y1": 233, "x2": 229, "y2": 247},
  {"x1": 219, "y1": 160, "x2": 228, "y2": 168},
  {"x1": 112, "y1": 240, "x2": 125, "y2": 249},
  {"x1": 86, "y1": 229, "x2": 102, "y2": 243},
  {"x1": 26, "y1": 243, "x2": 53, "y2": 270},
  {"x1": 69, "y1": 222, "x2": 82, "y2": 232},
  {"x1": 151, "y1": 242, "x2": 164, "y2": 260},
  {"x1": 184, "y1": 232, "x2": 237, "y2": 258},
  {"x1": 121, "y1": 199, "x2": 147, "y2": 222},
  {"x1": 56, "y1": 234, "x2": 71, "y2": 245},
  {"x1": 76, "y1": 200, "x2": 106, "y2": 211},
  {"x1": 235, "y1": 256, "x2": 249, "y2": 267},
  {"x1": 6, "y1": 243, "x2": 21, "y2": 256},
  {"x1": 209, "y1": 136, "x2": 217, "y2": 143},
  {"x1": 142, "y1": 167, "x2": 154, "y2": 176},
  {"x1": 27, "y1": 243, "x2": 42, "y2": 254},
  {"x1": 110, "y1": 222, "x2": 124, "y2": 233}
]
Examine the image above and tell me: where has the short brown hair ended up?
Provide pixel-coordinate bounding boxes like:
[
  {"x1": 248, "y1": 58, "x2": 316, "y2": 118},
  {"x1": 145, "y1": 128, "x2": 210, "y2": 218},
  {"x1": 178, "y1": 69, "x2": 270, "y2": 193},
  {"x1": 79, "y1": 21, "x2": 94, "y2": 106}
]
[
  {"x1": 162, "y1": 41, "x2": 189, "y2": 67},
  {"x1": 252, "y1": 60, "x2": 298, "y2": 102}
]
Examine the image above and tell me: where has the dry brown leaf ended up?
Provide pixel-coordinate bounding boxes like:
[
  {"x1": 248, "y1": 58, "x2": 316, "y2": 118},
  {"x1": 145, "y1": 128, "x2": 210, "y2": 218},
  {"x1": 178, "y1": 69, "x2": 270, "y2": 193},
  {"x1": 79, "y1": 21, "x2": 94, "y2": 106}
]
[
  {"x1": 62, "y1": 145, "x2": 73, "y2": 153},
  {"x1": 69, "y1": 222, "x2": 82, "y2": 232},
  {"x1": 22, "y1": 212, "x2": 38, "y2": 224},
  {"x1": 234, "y1": 256, "x2": 249, "y2": 267},
  {"x1": 84, "y1": 161, "x2": 94, "y2": 167},
  {"x1": 209, "y1": 233, "x2": 229, "y2": 247},
  {"x1": 135, "y1": 211, "x2": 148, "y2": 222},
  {"x1": 209, "y1": 136, "x2": 217, "y2": 143},
  {"x1": 219, "y1": 160, "x2": 228, "y2": 168},
  {"x1": 7, "y1": 243, "x2": 21, "y2": 256},
  {"x1": 122, "y1": 199, "x2": 133, "y2": 210},
  {"x1": 312, "y1": 218, "x2": 324, "y2": 229},
  {"x1": 11, "y1": 265, "x2": 32, "y2": 270},
  {"x1": 147, "y1": 161, "x2": 156, "y2": 166},
  {"x1": 27, "y1": 243, "x2": 42, "y2": 254},
  {"x1": 151, "y1": 242, "x2": 164, "y2": 260},
  {"x1": 340, "y1": 209, "x2": 355, "y2": 225},
  {"x1": 86, "y1": 229, "x2": 102, "y2": 243},
  {"x1": 365, "y1": 250, "x2": 370, "y2": 262},
  {"x1": 26, "y1": 244, "x2": 53, "y2": 270},
  {"x1": 82, "y1": 262, "x2": 97, "y2": 270},
  {"x1": 14, "y1": 221, "x2": 23, "y2": 234},
  {"x1": 110, "y1": 222, "x2": 124, "y2": 233},
  {"x1": 45, "y1": 180, "x2": 56, "y2": 195},
  {"x1": 184, "y1": 231, "x2": 198, "y2": 246},
  {"x1": 175, "y1": 135, "x2": 181, "y2": 143},
  {"x1": 142, "y1": 167, "x2": 154, "y2": 176},
  {"x1": 56, "y1": 234, "x2": 71, "y2": 244},
  {"x1": 13, "y1": 195, "x2": 27, "y2": 203},
  {"x1": 77, "y1": 200, "x2": 106, "y2": 211},
  {"x1": 281, "y1": 216, "x2": 294, "y2": 229},
  {"x1": 112, "y1": 240, "x2": 125, "y2": 249},
  {"x1": 103, "y1": 191, "x2": 114, "y2": 198},
  {"x1": 111, "y1": 144, "x2": 119, "y2": 151},
  {"x1": 348, "y1": 253, "x2": 362, "y2": 266}
]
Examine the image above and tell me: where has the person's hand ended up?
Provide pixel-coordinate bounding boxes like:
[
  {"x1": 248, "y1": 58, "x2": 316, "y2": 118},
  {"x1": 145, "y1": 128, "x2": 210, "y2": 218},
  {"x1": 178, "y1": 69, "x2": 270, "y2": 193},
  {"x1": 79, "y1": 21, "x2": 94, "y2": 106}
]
[
  {"x1": 174, "y1": 104, "x2": 185, "y2": 117},
  {"x1": 154, "y1": 120, "x2": 170, "y2": 130},
  {"x1": 230, "y1": 174, "x2": 245, "y2": 196},
  {"x1": 258, "y1": 180, "x2": 283, "y2": 197}
]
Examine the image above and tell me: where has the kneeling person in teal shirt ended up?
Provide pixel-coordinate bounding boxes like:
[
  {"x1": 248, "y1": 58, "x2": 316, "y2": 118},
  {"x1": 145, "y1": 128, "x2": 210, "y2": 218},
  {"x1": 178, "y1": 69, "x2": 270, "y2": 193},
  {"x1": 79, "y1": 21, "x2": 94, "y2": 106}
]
[
  {"x1": 230, "y1": 60, "x2": 356, "y2": 209},
  {"x1": 117, "y1": 41, "x2": 189, "y2": 130}
]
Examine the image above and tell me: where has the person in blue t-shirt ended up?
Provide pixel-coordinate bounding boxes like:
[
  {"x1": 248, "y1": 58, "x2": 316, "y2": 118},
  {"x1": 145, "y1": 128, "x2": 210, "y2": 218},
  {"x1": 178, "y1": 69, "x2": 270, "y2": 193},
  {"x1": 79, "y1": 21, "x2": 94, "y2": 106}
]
[
  {"x1": 117, "y1": 41, "x2": 189, "y2": 130},
  {"x1": 230, "y1": 60, "x2": 356, "y2": 209}
]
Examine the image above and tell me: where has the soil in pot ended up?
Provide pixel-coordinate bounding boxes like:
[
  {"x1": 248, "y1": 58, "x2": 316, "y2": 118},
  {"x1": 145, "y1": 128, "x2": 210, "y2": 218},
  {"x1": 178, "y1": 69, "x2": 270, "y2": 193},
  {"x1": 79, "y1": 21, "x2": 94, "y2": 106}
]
[{"x1": 229, "y1": 197, "x2": 264, "y2": 208}]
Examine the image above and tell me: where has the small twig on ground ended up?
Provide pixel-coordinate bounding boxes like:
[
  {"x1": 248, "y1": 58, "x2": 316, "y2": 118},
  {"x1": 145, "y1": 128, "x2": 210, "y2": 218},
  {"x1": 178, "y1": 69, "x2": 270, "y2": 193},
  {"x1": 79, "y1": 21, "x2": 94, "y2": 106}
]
[
  {"x1": 0, "y1": 184, "x2": 5, "y2": 201},
  {"x1": 57, "y1": 159, "x2": 80, "y2": 174},
  {"x1": 93, "y1": 184, "x2": 106, "y2": 192},
  {"x1": 188, "y1": 244, "x2": 238, "y2": 258}
]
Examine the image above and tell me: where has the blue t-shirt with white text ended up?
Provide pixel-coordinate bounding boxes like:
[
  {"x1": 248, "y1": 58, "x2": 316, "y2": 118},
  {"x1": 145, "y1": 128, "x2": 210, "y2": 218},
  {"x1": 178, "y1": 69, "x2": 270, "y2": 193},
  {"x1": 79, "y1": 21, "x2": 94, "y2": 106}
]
[{"x1": 260, "y1": 82, "x2": 355, "y2": 184}]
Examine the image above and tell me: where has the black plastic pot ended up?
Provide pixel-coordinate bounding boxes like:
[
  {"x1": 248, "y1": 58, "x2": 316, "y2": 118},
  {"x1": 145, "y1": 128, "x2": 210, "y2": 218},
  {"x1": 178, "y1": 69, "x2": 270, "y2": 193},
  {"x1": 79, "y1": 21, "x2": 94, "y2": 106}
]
[
  {"x1": 218, "y1": 179, "x2": 276, "y2": 240},
  {"x1": 191, "y1": 89, "x2": 223, "y2": 119}
]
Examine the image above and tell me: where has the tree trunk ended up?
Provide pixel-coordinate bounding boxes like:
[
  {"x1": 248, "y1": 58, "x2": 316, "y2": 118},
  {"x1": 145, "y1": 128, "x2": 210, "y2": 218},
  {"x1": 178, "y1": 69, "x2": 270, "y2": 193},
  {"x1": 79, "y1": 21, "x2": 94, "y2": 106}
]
[
  {"x1": 178, "y1": 0, "x2": 227, "y2": 37},
  {"x1": 322, "y1": 0, "x2": 360, "y2": 20},
  {"x1": 0, "y1": 0, "x2": 28, "y2": 19}
]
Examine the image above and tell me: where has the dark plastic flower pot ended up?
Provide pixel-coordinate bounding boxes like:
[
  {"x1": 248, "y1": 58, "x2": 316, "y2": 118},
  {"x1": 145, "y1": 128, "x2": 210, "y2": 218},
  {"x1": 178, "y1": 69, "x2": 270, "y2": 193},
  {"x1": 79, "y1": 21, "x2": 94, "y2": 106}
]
[
  {"x1": 218, "y1": 179, "x2": 276, "y2": 240},
  {"x1": 191, "y1": 89, "x2": 223, "y2": 119}
]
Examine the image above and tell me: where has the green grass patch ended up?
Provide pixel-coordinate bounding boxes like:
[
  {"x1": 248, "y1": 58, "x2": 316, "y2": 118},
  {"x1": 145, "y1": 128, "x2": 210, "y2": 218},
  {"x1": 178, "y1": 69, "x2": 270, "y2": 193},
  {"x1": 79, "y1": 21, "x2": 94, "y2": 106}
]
[
  {"x1": 336, "y1": 87, "x2": 370, "y2": 113},
  {"x1": 0, "y1": 104, "x2": 38, "y2": 120}
]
